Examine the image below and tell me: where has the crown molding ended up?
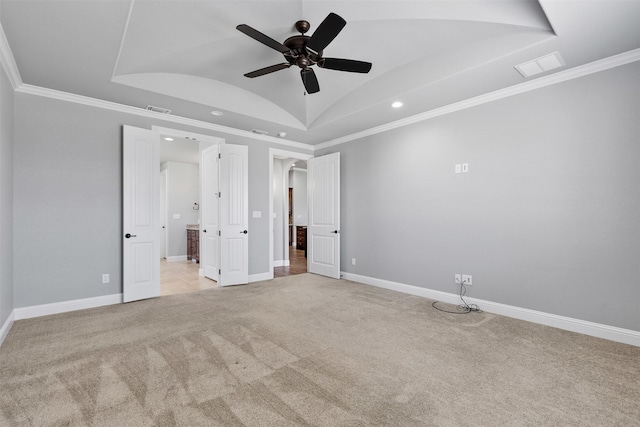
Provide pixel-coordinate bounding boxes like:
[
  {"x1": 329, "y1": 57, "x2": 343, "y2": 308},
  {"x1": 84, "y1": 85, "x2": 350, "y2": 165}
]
[
  {"x1": 0, "y1": 22, "x2": 22, "y2": 89},
  {"x1": 315, "y1": 48, "x2": 640, "y2": 151},
  {"x1": 14, "y1": 83, "x2": 314, "y2": 151}
]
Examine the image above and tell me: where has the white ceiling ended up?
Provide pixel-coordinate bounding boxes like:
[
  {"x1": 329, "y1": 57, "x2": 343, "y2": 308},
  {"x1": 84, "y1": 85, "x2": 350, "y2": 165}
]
[{"x1": 1, "y1": 0, "x2": 639, "y2": 146}]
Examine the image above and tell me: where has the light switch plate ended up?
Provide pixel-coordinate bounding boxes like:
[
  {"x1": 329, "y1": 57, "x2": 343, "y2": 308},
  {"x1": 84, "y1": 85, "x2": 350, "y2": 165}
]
[
  {"x1": 462, "y1": 163, "x2": 469, "y2": 173},
  {"x1": 455, "y1": 164, "x2": 462, "y2": 174}
]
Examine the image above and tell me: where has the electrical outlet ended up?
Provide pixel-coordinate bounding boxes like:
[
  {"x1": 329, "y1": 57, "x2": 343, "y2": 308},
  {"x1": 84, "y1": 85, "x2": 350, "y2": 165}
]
[
  {"x1": 454, "y1": 274, "x2": 462, "y2": 284},
  {"x1": 462, "y1": 274, "x2": 472, "y2": 286},
  {"x1": 352, "y1": 258, "x2": 356, "y2": 266},
  {"x1": 102, "y1": 274, "x2": 110, "y2": 284},
  {"x1": 462, "y1": 163, "x2": 469, "y2": 173}
]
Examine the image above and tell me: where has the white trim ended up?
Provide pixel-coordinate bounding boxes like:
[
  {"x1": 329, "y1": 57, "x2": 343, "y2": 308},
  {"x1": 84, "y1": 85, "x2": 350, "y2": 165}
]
[
  {"x1": 166, "y1": 255, "x2": 188, "y2": 262},
  {"x1": 14, "y1": 294, "x2": 123, "y2": 321},
  {"x1": 249, "y1": 272, "x2": 273, "y2": 283},
  {"x1": 6, "y1": 46, "x2": 637, "y2": 152},
  {"x1": 14, "y1": 84, "x2": 313, "y2": 151},
  {"x1": 0, "y1": 310, "x2": 15, "y2": 347},
  {"x1": 273, "y1": 260, "x2": 290, "y2": 267},
  {"x1": 0, "y1": 22, "x2": 22, "y2": 89},
  {"x1": 316, "y1": 48, "x2": 640, "y2": 150},
  {"x1": 342, "y1": 272, "x2": 640, "y2": 347}
]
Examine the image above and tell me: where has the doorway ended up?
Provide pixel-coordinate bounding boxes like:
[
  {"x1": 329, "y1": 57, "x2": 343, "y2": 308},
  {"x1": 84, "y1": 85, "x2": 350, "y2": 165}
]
[
  {"x1": 155, "y1": 128, "x2": 220, "y2": 296},
  {"x1": 269, "y1": 148, "x2": 313, "y2": 278},
  {"x1": 275, "y1": 160, "x2": 308, "y2": 277}
]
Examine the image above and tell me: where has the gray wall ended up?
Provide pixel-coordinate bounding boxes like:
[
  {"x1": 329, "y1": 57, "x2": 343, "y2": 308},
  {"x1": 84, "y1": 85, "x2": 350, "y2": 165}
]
[
  {"x1": 12, "y1": 92, "x2": 312, "y2": 308},
  {"x1": 162, "y1": 161, "x2": 199, "y2": 258},
  {"x1": 318, "y1": 62, "x2": 640, "y2": 331},
  {"x1": 0, "y1": 59, "x2": 14, "y2": 326}
]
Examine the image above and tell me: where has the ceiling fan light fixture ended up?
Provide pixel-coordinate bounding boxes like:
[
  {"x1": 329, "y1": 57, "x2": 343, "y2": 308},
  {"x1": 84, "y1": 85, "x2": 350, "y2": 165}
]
[{"x1": 391, "y1": 101, "x2": 403, "y2": 108}]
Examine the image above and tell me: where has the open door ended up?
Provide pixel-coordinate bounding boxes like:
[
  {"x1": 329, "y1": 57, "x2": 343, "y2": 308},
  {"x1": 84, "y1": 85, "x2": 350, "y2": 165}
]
[
  {"x1": 123, "y1": 126, "x2": 160, "y2": 302},
  {"x1": 201, "y1": 145, "x2": 219, "y2": 281},
  {"x1": 307, "y1": 152, "x2": 340, "y2": 279},
  {"x1": 219, "y1": 144, "x2": 249, "y2": 286}
]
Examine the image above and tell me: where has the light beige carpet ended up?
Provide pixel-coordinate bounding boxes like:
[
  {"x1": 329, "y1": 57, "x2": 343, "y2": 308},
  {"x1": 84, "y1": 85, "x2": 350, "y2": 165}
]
[{"x1": 1, "y1": 274, "x2": 638, "y2": 426}]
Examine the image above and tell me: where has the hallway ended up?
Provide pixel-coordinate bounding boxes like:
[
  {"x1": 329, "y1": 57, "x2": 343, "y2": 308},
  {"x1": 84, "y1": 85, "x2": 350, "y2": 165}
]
[{"x1": 274, "y1": 247, "x2": 307, "y2": 278}]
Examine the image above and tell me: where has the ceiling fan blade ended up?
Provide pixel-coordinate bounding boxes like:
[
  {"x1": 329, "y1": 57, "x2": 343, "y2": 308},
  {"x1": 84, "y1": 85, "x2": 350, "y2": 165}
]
[
  {"x1": 319, "y1": 58, "x2": 372, "y2": 73},
  {"x1": 300, "y1": 68, "x2": 320, "y2": 94},
  {"x1": 306, "y1": 13, "x2": 346, "y2": 55},
  {"x1": 236, "y1": 24, "x2": 291, "y2": 54},
  {"x1": 244, "y1": 63, "x2": 291, "y2": 78}
]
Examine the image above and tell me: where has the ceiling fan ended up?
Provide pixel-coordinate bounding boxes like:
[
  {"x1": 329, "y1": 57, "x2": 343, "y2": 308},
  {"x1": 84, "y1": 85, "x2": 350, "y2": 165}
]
[{"x1": 237, "y1": 13, "x2": 372, "y2": 94}]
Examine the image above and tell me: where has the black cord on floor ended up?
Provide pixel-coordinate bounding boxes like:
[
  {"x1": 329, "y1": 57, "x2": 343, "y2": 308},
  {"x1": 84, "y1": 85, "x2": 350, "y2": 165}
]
[{"x1": 432, "y1": 282, "x2": 482, "y2": 314}]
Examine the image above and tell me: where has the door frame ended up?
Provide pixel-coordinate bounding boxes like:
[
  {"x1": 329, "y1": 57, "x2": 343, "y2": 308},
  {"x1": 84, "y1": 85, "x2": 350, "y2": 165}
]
[{"x1": 268, "y1": 148, "x2": 313, "y2": 276}]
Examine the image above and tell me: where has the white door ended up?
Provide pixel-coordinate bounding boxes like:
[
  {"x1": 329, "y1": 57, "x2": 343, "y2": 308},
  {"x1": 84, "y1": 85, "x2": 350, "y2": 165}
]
[
  {"x1": 219, "y1": 144, "x2": 249, "y2": 286},
  {"x1": 159, "y1": 169, "x2": 167, "y2": 259},
  {"x1": 123, "y1": 126, "x2": 160, "y2": 302},
  {"x1": 201, "y1": 145, "x2": 219, "y2": 281},
  {"x1": 307, "y1": 152, "x2": 340, "y2": 279}
]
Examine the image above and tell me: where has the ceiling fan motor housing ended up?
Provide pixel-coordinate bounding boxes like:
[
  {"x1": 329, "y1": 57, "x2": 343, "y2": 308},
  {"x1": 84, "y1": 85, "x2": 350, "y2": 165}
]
[{"x1": 284, "y1": 35, "x2": 322, "y2": 68}]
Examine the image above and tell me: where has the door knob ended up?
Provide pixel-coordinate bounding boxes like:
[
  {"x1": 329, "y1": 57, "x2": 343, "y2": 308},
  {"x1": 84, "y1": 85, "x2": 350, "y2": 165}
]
[
  {"x1": 203, "y1": 229, "x2": 207, "y2": 233},
  {"x1": 240, "y1": 230, "x2": 248, "y2": 234},
  {"x1": 125, "y1": 233, "x2": 137, "y2": 238},
  {"x1": 331, "y1": 230, "x2": 340, "y2": 234}
]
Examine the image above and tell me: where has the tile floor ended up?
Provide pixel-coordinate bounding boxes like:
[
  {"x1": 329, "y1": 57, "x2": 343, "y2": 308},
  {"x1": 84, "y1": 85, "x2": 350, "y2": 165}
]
[
  {"x1": 160, "y1": 246, "x2": 308, "y2": 296},
  {"x1": 160, "y1": 259, "x2": 216, "y2": 296}
]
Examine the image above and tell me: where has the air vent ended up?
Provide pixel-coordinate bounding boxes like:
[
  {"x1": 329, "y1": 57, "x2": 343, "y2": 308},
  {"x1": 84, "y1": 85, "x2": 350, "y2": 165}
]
[
  {"x1": 515, "y1": 52, "x2": 565, "y2": 78},
  {"x1": 145, "y1": 105, "x2": 172, "y2": 114},
  {"x1": 251, "y1": 129, "x2": 269, "y2": 135}
]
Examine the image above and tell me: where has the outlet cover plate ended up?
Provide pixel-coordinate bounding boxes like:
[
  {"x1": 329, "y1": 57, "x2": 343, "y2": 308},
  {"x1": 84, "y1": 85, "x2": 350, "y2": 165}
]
[{"x1": 462, "y1": 274, "x2": 472, "y2": 285}]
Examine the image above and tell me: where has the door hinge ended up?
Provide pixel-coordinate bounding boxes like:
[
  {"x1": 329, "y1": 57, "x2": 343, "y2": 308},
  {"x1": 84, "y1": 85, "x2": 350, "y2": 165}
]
[
  {"x1": 218, "y1": 230, "x2": 221, "y2": 236},
  {"x1": 218, "y1": 153, "x2": 221, "y2": 159},
  {"x1": 218, "y1": 269, "x2": 221, "y2": 275}
]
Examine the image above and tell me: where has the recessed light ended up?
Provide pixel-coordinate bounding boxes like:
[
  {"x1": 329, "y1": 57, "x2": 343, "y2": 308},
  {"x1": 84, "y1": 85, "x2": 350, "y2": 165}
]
[
  {"x1": 163, "y1": 137, "x2": 174, "y2": 141},
  {"x1": 210, "y1": 110, "x2": 223, "y2": 116},
  {"x1": 291, "y1": 163, "x2": 296, "y2": 167},
  {"x1": 278, "y1": 132, "x2": 287, "y2": 138},
  {"x1": 391, "y1": 101, "x2": 403, "y2": 108}
]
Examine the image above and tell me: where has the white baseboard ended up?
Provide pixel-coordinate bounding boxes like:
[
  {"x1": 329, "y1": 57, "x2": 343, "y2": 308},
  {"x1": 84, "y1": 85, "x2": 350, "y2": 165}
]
[
  {"x1": 166, "y1": 255, "x2": 188, "y2": 262},
  {"x1": 249, "y1": 272, "x2": 273, "y2": 283},
  {"x1": 342, "y1": 272, "x2": 640, "y2": 347},
  {"x1": 0, "y1": 310, "x2": 15, "y2": 347},
  {"x1": 14, "y1": 294, "x2": 123, "y2": 320},
  {"x1": 273, "y1": 260, "x2": 290, "y2": 267}
]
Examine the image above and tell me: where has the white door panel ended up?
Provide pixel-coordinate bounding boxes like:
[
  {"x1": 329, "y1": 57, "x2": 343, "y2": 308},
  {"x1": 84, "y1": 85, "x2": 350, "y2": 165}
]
[
  {"x1": 308, "y1": 152, "x2": 340, "y2": 279},
  {"x1": 220, "y1": 144, "x2": 248, "y2": 286},
  {"x1": 201, "y1": 145, "x2": 219, "y2": 281},
  {"x1": 123, "y1": 126, "x2": 160, "y2": 302}
]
